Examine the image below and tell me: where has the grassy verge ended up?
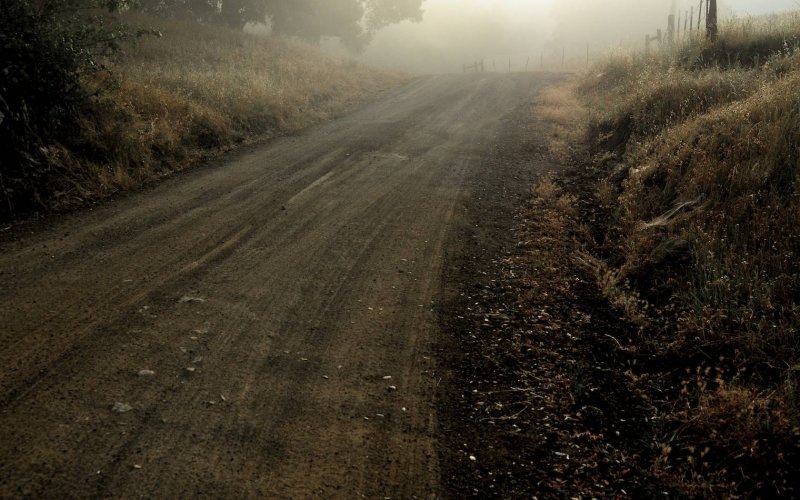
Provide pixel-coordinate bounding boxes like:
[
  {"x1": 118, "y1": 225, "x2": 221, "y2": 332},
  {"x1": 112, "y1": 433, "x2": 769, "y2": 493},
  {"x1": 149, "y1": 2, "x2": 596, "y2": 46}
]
[
  {"x1": 535, "y1": 12, "x2": 800, "y2": 497},
  {"x1": 17, "y1": 13, "x2": 404, "y2": 218}
]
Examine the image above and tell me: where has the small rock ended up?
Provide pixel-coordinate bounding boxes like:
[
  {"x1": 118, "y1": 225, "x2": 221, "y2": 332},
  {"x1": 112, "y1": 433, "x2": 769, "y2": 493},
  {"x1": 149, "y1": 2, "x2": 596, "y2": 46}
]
[
  {"x1": 322, "y1": 375, "x2": 329, "y2": 380},
  {"x1": 388, "y1": 385, "x2": 397, "y2": 391},
  {"x1": 133, "y1": 464, "x2": 142, "y2": 470},
  {"x1": 220, "y1": 394, "x2": 227, "y2": 402},
  {"x1": 112, "y1": 402, "x2": 133, "y2": 413},
  {"x1": 383, "y1": 376, "x2": 392, "y2": 380},
  {"x1": 178, "y1": 296, "x2": 206, "y2": 304},
  {"x1": 137, "y1": 370, "x2": 155, "y2": 377},
  {"x1": 469, "y1": 455, "x2": 477, "y2": 461},
  {"x1": 185, "y1": 367, "x2": 196, "y2": 374}
]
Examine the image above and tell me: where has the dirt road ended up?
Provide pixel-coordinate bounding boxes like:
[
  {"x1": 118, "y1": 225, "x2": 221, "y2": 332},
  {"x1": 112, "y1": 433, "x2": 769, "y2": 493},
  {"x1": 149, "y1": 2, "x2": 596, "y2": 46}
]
[{"x1": 0, "y1": 74, "x2": 557, "y2": 498}]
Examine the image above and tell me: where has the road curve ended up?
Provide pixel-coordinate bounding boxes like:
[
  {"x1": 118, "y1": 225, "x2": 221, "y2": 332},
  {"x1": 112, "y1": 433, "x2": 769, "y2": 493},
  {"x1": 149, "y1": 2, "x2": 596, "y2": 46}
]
[{"x1": 0, "y1": 74, "x2": 553, "y2": 498}]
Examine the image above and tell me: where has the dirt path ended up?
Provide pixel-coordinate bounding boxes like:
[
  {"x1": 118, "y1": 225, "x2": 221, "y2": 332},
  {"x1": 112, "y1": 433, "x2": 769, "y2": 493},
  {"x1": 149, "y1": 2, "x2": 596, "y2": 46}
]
[{"x1": 0, "y1": 74, "x2": 558, "y2": 498}]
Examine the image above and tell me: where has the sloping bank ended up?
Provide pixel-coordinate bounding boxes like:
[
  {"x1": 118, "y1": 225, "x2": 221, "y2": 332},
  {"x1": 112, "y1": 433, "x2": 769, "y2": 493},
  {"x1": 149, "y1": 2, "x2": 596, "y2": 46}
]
[
  {"x1": 2, "y1": 13, "x2": 404, "y2": 221},
  {"x1": 532, "y1": 14, "x2": 800, "y2": 497}
]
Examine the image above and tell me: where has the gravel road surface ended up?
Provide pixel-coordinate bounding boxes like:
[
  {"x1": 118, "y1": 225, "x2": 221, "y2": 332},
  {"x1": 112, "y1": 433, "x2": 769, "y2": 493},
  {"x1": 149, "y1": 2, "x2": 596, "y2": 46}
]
[{"x1": 0, "y1": 73, "x2": 556, "y2": 498}]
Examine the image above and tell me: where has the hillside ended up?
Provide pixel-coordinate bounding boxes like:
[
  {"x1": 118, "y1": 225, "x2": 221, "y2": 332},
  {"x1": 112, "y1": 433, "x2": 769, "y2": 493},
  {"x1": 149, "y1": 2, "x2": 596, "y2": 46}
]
[
  {"x1": 530, "y1": 11, "x2": 800, "y2": 496},
  {"x1": 1, "y1": 12, "x2": 404, "y2": 221}
]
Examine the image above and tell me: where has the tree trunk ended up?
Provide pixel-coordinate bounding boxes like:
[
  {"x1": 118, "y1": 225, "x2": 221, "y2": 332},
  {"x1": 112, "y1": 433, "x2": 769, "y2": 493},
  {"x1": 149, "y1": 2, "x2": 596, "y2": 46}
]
[{"x1": 706, "y1": 0, "x2": 718, "y2": 40}]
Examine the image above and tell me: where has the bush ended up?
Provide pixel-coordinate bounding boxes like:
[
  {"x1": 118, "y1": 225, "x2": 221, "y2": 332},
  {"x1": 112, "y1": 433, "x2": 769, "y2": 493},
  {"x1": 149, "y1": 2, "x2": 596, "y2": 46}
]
[{"x1": 0, "y1": 0, "x2": 142, "y2": 218}]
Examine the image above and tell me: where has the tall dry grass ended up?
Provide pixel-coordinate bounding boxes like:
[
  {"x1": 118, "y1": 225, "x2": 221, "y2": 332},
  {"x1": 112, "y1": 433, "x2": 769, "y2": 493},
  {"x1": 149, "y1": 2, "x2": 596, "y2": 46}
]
[
  {"x1": 45, "y1": 13, "x2": 405, "y2": 212},
  {"x1": 579, "y1": 11, "x2": 800, "y2": 350},
  {"x1": 534, "y1": 83, "x2": 587, "y2": 161},
  {"x1": 545, "y1": 10, "x2": 800, "y2": 496}
]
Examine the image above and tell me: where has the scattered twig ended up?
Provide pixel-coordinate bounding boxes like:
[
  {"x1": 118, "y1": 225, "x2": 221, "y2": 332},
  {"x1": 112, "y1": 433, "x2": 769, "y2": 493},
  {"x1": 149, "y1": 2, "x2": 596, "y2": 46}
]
[{"x1": 604, "y1": 333, "x2": 623, "y2": 350}]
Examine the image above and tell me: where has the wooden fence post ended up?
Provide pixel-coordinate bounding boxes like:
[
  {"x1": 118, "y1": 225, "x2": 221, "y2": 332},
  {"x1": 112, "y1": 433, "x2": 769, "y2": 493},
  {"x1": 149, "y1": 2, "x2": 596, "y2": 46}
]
[
  {"x1": 698, "y1": 0, "x2": 704, "y2": 34},
  {"x1": 668, "y1": 14, "x2": 675, "y2": 44},
  {"x1": 690, "y1": 6, "x2": 694, "y2": 34},
  {"x1": 707, "y1": 0, "x2": 718, "y2": 40}
]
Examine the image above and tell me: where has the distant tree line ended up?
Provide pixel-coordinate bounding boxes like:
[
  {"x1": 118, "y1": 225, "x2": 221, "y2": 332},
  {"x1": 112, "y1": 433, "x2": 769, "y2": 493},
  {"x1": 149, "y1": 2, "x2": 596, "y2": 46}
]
[{"x1": 137, "y1": 0, "x2": 424, "y2": 50}]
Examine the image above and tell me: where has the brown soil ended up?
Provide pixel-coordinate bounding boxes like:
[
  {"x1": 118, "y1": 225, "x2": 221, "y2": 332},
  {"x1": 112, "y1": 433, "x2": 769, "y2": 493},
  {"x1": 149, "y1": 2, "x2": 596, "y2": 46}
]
[
  {"x1": 0, "y1": 73, "x2": 564, "y2": 497},
  {"x1": 435, "y1": 129, "x2": 673, "y2": 497}
]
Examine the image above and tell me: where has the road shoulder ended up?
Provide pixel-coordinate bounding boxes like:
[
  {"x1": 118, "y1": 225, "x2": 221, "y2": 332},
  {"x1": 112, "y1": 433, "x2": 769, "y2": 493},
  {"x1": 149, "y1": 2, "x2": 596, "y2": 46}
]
[{"x1": 436, "y1": 79, "x2": 665, "y2": 497}]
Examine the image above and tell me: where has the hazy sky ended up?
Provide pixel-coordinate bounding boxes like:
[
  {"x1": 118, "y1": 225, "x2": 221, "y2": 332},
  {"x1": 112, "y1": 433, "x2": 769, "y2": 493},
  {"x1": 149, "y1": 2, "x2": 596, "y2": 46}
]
[{"x1": 344, "y1": 0, "x2": 799, "y2": 74}]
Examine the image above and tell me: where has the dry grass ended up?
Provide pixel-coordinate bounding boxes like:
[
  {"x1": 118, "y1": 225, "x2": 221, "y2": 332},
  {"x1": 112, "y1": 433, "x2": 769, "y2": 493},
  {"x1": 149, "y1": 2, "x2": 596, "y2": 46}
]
[
  {"x1": 574, "y1": 11, "x2": 800, "y2": 349},
  {"x1": 534, "y1": 82, "x2": 586, "y2": 161},
  {"x1": 46, "y1": 13, "x2": 405, "y2": 211},
  {"x1": 535, "y1": 10, "x2": 800, "y2": 497}
]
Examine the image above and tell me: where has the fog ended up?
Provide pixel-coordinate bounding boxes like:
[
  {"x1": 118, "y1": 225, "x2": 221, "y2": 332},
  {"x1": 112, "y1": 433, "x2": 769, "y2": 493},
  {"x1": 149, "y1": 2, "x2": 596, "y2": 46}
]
[{"x1": 325, "y1": 0, "x2": 799, "y2": 74}]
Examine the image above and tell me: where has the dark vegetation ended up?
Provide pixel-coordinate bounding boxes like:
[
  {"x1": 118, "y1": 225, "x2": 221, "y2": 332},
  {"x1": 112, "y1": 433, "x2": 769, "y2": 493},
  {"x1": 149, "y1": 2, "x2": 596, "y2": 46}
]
[{"x1": 0, "y1": 0, "x2": 145, "y2": 218}]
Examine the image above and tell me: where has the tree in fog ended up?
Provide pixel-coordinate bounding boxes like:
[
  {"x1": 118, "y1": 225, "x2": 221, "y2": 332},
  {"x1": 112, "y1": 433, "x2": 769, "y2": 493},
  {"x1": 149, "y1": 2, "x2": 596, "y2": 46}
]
[
  {"x1": 266, "y1": 0, "x2": 366, "y2": 47},
  {"x1": 259, "y1": 0, "x2": 425, "y2": 49},
  {"x1": 138, "y1": 0, "x2": 424, "y2": 50},
  {"x1": 365, "y1": 0, "x2": 424, "y2": 32}
]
